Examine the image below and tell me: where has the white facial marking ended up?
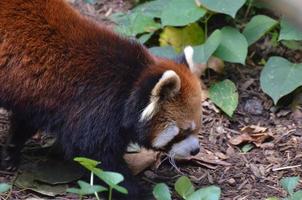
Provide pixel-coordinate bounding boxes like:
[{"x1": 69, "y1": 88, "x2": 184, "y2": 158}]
[
  {"x1": 191, "y1": 121, "x2": 196, "y2": 130},
  {"x1": 139, "y1": 70, "x2": 180, "y2": 122},
  {"x1": 152, "y1": 124, "x2": 179, "y2": 148},
  {"x1": 169, "y1": 135, "x2": 200, "y2": 158}
]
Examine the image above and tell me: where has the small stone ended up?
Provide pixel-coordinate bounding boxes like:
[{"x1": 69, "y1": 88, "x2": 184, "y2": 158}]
[{"x1": 227, "y1": 178, "x2": 236, "y2": 186}]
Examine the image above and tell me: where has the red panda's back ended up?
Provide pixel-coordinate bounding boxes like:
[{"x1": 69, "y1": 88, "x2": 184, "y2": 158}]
[{"x1": 0, "y1": 0, "x2": 153, "y2": 110}]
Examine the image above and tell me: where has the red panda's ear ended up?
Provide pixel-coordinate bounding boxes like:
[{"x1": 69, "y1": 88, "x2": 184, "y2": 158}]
[
  {"x1": 184, "y1": 46, "x2": 205, "y2": 77},
  {"x1": 152, "y1": 70, "x2": 181, "y2": 100},
  {"x1": 140, "y1": 70, "x2": 180, "y2": 121}
]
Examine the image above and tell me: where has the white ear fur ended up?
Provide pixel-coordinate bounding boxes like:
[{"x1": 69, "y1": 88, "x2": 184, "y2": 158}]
[
  {"x1": 140, "y1": 70, "x2": 181, "y2": 122},
  {"x1": 184, "y1": 46, "x2": 195, "y2": 71},
  {"x1": 152, "y1": 70, "x2": 181, "y2": 98},
  {"x1": 184, "y1": 46, "x2": 205, "y2": 77}
]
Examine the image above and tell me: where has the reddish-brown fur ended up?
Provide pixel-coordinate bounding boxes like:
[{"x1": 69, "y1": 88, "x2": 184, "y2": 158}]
[{"x1": 0, "y1": 0, "x2": 203, "y2": 199}]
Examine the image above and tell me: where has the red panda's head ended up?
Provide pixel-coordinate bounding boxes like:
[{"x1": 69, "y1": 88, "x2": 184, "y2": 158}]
[{"x1": 123, "y1": 47, "x2": 204, "y2": 159}]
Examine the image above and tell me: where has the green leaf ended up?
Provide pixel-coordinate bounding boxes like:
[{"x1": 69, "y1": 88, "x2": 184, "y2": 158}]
[
  {"x1": 193, "y1": 30, "x2": 222, "y2": 64},
  {"x1": 260, "y1": 57, "x2": 302, "y2": 104},
  {"x1": 93, "y1": 169, "x2": 128, "y2": 194},
  {"x1": 265, "y1": 198, "x2": 279, "y2": 200},
  {"x1": 160, "y1": 23, "x2": 205, "y2": 52},
  {"x1": 209, "y1": 79, "x2": 238, "y2": 117},
  {"x1": 187, "y1": 185, "x2": 221, "y2": 200},
  {"x1": 281, "y1": 41, "x2": 302, "y2": 51},
  {"x1": 175, "y1": 176, "x2": 195, "y2": 199},
  {"x1": 161, "y1": 0, "x2": 206, "y2": 26},
  {"x1": 241, "y1": 143, "x2": 254, "y2": 153},
  {"x1": 243, "y1": 15, "x2": 278, "y2": 45},
  {"x1": 291, "y1": 191, "x2": 302, "y2": 200},
  {"x1": 198, "y1": 0, "x2": 246, "y2": 18},
  {"x1": 279, "y1": 19, "x2": 302, "y2": 41},
  {"x1": 138, "y1": 32, "x2": 154, "y2": 44},
  {"x1": 133, "y1": 0, "x2": 169, "y2": 18},
  {"x1": 280, "y1": 176, "x2": 300, "y2": 195},
  {"x1": 111, "y1": 12, "x2": 161, "y2": 37},
  {"x1": 149, "y1": 46, "x2": 178, "y2": 59},
  {"x1": 74, "y1": 157, "x2": 100, "y2": 171},
  {"x1": 0, "y1": 183, "x2": 11, "y2": 193},
  {"x1": 66, "y1": 180, "x2": 107, "y2": 195},
  {"x1": 84, "y1": 0, "x2": 96, "y2": 4},
  {"x1": 214, "y1": 27, "x2": 248, "y2": 64},
  {"x1": 153, "y1": 183, "x2": 171, "y2": 200}
]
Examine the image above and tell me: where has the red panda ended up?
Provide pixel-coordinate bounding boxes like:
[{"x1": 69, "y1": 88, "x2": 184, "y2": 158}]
[{"x1": 0, "y1": 0, "x2": 204, "y2": 199}]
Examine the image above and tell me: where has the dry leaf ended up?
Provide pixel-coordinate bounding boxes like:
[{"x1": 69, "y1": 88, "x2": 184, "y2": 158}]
[
  {"x1": 124, "y1": 149, "x2": 159, "y2": 175},
  {"x1": 190, "y1": 151, "x2": 231, "y2": 167},
  {"x1": 229, "y1": 125, "x2": 274, "y2": 147},
  {"x1": 207, "y1": 56, "x2": 224, "y2": 74}
]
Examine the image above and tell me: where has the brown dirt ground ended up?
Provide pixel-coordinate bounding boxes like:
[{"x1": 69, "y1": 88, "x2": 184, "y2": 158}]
[{"x1": 1, "y1": 0, "x2": 302, "y2": 200}]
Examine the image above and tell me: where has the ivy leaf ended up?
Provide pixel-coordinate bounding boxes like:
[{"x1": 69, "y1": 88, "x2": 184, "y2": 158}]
[
  {"x1": 187, "y1": 186, "x2": 221, "y2": 200},
  {"x1": 260, "y1": 57, "x2": 302, "y2": 104},
  {"x1": 161, "y1": 0, "x2": 206, "y2": 26},
  {"x1": 198, "y1": 0, "x2": 246, "y2": 18},
  {"x1": 214, "y1": 27, "x2": 248, "y2": 64},
  {"x1": 193, "y1": 30, "x2": 222, "y2": 64},
  {"x1": 175, "y1": 176, "x2": 195, "y2": 199},
  {"x1": 153, "y1": 183, "x2": 171, "y2": 200},
  {"x1": 209, "y1": 79, "x2": 238, "y2": 117},
  {"x1": 280, "y1": 176, "x2": 300, "y2": 196},
  {"x1": 279, "y1": 19, "x2": 302, "y2": 41},
  {"x1": 243, "y1": 15, "x2": 278, "y2": 45},
  {"x1": 159, "y1": 23, "x2": 205, "y2": 52}
]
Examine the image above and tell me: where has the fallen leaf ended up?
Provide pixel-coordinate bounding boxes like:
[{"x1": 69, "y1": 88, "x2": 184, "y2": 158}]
[
  {"x1": 207, "y1": 56, "x2": 225, "y2": 74},
  {"x1": 15, "y1": 159, "x2": 84, "y2": 197},
  {"x1": 124, "y1": 148, "x2": 159, "y2": 175},
  {"x1": 229, "y1": 125, "x2": 274, "y2": 147},
  {"x1": 190, "y1": 151, "x2": 231, "y2": 167}
]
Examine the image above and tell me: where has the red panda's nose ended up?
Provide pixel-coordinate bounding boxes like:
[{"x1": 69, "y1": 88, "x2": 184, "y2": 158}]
[{"x1": 190, "y1": 148, "x2": 200, "y2": 156}]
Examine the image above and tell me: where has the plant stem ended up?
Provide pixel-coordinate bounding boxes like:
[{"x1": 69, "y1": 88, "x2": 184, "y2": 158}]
[
  {"x1": 245, "y1": 0, "x2": 253, "y2": 19},
  {"x1": 90, "y1": 172, "x2": 100, "y2": 200},
  {"x1": 109, "y1": 187, "x2": 113, "y2": 200},
  {"x1": 204, "y1": 13, "x2": 213, "y2": 39}
]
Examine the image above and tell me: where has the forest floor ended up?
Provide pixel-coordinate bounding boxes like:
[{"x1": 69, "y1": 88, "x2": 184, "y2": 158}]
[{"x1": 1, "y1": 0, "x2": 302, "y2": 200}]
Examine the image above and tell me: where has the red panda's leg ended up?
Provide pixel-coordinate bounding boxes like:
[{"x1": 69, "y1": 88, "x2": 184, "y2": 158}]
[{"x1": 1, "y1": 114, "x2": 37, "y2": 170}]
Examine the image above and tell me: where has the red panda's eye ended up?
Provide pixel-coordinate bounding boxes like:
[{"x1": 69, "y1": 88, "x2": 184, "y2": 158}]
[{"x1": 182, "y1": 128, "x2": 192, "y2": 136}]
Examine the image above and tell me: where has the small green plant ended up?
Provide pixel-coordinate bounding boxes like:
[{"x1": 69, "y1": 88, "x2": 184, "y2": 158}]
[
  {"x1": 66, "y1": 157, "x2": 127, "y2": 200},
  {"x1": 153, "y1": 176, "x2": 221, "y2": 200},
  {"x1": 0, "y1": 183, "x2": 11, "y2": 193},
  {"x1": 266, "y1": 176, "x2": 302, "y2": 200}
]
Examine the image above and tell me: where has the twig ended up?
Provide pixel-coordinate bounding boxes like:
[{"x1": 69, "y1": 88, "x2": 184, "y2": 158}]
[{"x1": 272, "y1": 165, "x2": 301, "y2": 172}]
